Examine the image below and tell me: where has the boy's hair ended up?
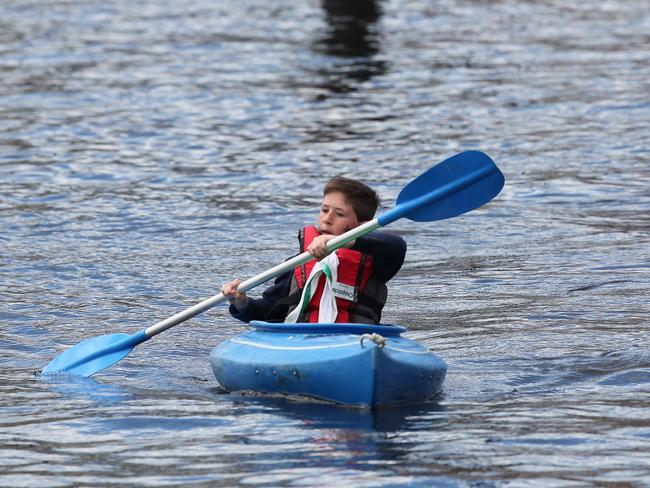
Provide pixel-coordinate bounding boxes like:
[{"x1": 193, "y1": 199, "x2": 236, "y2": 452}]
[{"x1": 323, "y1": 176, "x2": 380, "y2": 222}]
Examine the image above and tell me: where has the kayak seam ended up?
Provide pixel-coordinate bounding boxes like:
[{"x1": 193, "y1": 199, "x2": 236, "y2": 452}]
[
  {"x1": 229, "y1": 337, "x2": 431, "y2": 354},
  {"x1": 230, "y1": 337, "x2": 360, "y2": 351}
]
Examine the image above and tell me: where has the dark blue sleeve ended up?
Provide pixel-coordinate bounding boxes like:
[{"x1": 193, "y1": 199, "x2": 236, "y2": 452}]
[
  {"x1": 229, "y1": 270, "x2": 293, "y2": 323},
  {"x1": 351, "y1": 230, "x2": 406, "y2": 282}
]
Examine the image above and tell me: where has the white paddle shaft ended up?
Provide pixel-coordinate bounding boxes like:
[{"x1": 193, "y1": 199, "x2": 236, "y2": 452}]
[{"x1": 144, "y1": 219, "x2": 381, "y2": 337}]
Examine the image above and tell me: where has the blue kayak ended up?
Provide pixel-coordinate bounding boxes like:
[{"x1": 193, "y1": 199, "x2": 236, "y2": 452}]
[{"x1": 210, "y1": 321, "x2": 447, "y2": 408}]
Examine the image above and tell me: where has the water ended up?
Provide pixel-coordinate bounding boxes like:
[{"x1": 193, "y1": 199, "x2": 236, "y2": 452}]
[{"x1": 1, "y1": 0, "x2": 649, "y2": 485}]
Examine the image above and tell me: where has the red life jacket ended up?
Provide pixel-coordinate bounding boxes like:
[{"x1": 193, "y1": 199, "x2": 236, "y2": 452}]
[{"x1": 287, "y1": 226, "x2": 387, "y2": 324}]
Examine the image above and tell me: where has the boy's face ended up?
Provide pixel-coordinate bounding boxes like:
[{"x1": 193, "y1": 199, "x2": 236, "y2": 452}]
[{"x1": 318, "y1": 191, "x2": 360, "y2": 235}]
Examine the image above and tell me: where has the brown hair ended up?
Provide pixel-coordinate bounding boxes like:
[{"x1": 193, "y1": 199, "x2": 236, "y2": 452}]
[{"x1": 323, "y1": 176, "x2": 380, "y2": 222}]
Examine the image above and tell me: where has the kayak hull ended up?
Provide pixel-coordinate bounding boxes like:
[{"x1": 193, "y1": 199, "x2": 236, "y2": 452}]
[{"x1": 210, "y1": 322, "x2": 447, "y2": 408}]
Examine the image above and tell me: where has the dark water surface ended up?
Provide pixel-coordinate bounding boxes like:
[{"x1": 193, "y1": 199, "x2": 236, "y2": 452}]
[{"x1": 2, "y1": 0, "x2": 649, "y2": 486}]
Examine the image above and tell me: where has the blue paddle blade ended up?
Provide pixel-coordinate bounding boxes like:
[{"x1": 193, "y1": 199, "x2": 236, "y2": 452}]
[
  {"x1": 42, "y1": 330, "x2": 149, "y2": 377},
  {"x1": 377, "y1": 150, "x2": 504, "y2": 225}
]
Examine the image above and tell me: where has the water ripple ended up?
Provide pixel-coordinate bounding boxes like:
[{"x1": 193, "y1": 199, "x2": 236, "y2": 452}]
[{"x1": 2, "y1": 0, "x2": 650, "y2": 485}]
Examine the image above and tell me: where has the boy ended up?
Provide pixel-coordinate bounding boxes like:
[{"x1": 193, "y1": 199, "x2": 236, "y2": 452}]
[{"x1": 221, "y1": 176, "x2": 406, "y2": 324}]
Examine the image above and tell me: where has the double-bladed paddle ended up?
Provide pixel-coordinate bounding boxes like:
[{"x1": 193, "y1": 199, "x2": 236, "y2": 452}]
[{"x1": 42, "y1": 150, "x2": 505, "y2": 377}]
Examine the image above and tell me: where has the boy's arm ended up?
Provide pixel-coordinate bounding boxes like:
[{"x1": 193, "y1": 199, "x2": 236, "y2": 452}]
[
  {"x1": 351, "y1": 231, "x2": 407, "y2": 282},
  {"x1": 229, "y1": 271, "x2": 293, "y2": 322}
]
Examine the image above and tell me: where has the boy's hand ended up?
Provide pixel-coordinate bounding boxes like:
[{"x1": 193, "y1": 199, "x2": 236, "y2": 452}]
[
  {"x1": 221, "y1": 279, "x2": 249, "y2": 310},
  {"x1": 307, "y1": 234, "x2": 354, "y2": 260}
]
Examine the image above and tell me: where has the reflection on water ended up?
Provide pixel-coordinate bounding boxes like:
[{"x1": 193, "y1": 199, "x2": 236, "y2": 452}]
[
  {"x1": 1, "y1": 0, "x2": 650, "y2": 485},
  {"x1": 215, "y1": 390, "x2": 448, "y2": 432},
  {"x1": 320, "y1": 0, "x2": 382, "y2": 58},
  {"x1": 312, "y1": 0, "x2": 386, "y2": 96}
]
